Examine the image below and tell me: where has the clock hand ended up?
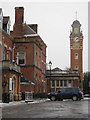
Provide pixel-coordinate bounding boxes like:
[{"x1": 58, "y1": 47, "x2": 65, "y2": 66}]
[{"x1": 76, "y1": 38, "x2": 78, "y2": 40}]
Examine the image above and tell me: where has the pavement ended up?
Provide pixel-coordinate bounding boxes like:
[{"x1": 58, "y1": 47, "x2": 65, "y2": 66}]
[
  {"x1": 0, "y1": 98, "x2": 50, "y2": 108},
  {"x1": 0, "y1": 97, "x2": 90, "y2": 108}
]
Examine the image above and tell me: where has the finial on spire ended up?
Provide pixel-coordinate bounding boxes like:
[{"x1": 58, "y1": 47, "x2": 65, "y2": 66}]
[{"x1": 75, "y1": 11, "x2": 77, "y2": 20}]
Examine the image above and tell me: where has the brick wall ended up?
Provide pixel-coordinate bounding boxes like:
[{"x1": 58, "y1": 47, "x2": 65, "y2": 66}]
[{"x1": 13, "y1": 7, "x2": 25, "y2": 37}]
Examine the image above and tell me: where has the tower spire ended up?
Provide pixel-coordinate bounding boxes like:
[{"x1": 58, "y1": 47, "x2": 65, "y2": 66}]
[{"x1": 75, "y1": 11, "x2": 77, "y2": 20}]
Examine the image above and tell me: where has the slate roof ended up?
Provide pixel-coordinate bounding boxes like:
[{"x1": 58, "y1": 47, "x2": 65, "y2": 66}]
[
  {"x1": 73, "y1": 20, "x2": 80, "y2": 25},
  {"x1": 72, "y1": 20, "x2": 81, "y2": 27},
  {"x1": 24, "y1": 23, "x2": 36, "y2": 35}
]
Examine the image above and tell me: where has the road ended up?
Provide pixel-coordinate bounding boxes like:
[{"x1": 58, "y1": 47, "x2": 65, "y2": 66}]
[{"x1": 2, "y1": 99, "x2": 89, "y2": 118}]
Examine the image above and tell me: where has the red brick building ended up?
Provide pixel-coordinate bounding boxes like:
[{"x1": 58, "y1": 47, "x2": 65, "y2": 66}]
[
  {"x1": 11, "y1": 7, "x2": 47, "y2": 93},
  {"x1": 0, "y1": 9, "x2": 21, "y2": 102}
]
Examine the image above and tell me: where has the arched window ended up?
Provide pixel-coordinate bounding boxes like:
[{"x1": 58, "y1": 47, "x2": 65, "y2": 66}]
[
  {"x1": 75, "y1": 53, "x2": 78, "y2": 59},
  {"x1": 75, "y1": 65, "x2": 79, "y2": 70}
]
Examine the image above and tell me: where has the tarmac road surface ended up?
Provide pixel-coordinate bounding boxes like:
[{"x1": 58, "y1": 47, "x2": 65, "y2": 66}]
[{"x1": 2, "y1": 99, "x2": 89, "y2": 118}]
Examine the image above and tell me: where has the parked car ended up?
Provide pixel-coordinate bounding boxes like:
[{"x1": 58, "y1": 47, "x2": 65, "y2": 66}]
[{"x1": 48, "y1": 87, "x2": 83, "y2": 101}]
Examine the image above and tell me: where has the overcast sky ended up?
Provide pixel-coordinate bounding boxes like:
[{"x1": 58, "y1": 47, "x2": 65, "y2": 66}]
[{"x1": 0, "y1": 1, "x2": 88, "y2": 72}]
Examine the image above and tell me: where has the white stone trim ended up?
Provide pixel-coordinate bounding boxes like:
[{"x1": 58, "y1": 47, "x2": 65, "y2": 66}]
[
  {"x1": 24, "y1": 34, "x2": 39, "y2": 37},
  {"x1": 20, "y1": 82, "x2": 29, "y2": 85},
  {"x1": 9, "y1": 47, "x2": 12, "y2": 51},
  {"x1": 4, "y1": 44, "x2": 7, "y2": 48}
]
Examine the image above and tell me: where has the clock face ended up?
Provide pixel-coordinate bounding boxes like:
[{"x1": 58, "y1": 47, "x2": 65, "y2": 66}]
[{"x1": 74, "y1": 37, "x2": 79, "y2": 42}]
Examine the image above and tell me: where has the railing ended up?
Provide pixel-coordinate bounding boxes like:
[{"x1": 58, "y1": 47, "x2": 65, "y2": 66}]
[{"x1": 2, "y1": 60, "x2": 20, "y2": 73}]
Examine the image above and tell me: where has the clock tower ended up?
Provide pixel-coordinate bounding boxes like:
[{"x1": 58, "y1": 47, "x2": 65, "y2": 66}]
[{"x1": 70, "y1": 20, "x2": 83, "y2": 91}]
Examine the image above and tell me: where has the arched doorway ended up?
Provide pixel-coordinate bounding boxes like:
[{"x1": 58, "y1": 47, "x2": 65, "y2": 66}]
[{"x1": 12, "y1": 76, "x2": 16, "y2": 101}]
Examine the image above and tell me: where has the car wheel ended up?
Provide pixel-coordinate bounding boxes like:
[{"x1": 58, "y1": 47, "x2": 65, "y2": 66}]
[
  {"x1": 72, "y1": 95, "x2": 78, "y2": 101},
  {"x1": 51, "y1": 96, "x2": 56, "y2": 101}
]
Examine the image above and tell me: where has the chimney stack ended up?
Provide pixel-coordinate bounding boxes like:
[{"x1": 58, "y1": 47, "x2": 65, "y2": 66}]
[
  {"x1": 15, "y1": 7, "x2": 24, "y2": 24},
  {"x1": 13, "y1": 7, "x2": 25, "y2": 37}
]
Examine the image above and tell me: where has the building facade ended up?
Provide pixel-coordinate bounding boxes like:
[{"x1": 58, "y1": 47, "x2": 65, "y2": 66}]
[
  {"x1": 11, "y1": 7, "x2": 47, "y2": 93},
  {"x1": 0, "y1": 9, "x2": 21, "y2": 102},
  {"x1": 46, "y1": 67, "x2": 80, "y2": 92}
]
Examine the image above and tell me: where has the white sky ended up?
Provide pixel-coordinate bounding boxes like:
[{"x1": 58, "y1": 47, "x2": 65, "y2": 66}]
[{"x1": 0, "y1": 0, "x2": 88, "y2": 72}]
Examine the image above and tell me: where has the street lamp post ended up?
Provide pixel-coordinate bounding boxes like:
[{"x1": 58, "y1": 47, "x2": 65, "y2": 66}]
[
  {"x1": 88, "y1": 78, "x2": 90, "y2": 95},
  {"x1": 49, "y1": 61, "x2": 52, "y2": 92}
]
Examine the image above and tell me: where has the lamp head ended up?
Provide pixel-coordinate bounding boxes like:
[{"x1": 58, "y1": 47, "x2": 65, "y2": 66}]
[{"x1": 49, "y1": 61, "x2": 52, "y2": 67}]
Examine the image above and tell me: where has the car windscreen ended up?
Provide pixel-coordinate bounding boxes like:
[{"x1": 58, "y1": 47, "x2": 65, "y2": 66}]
[{"x1": 61, "y1": 88, "x2": 72, "y2": 92}]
